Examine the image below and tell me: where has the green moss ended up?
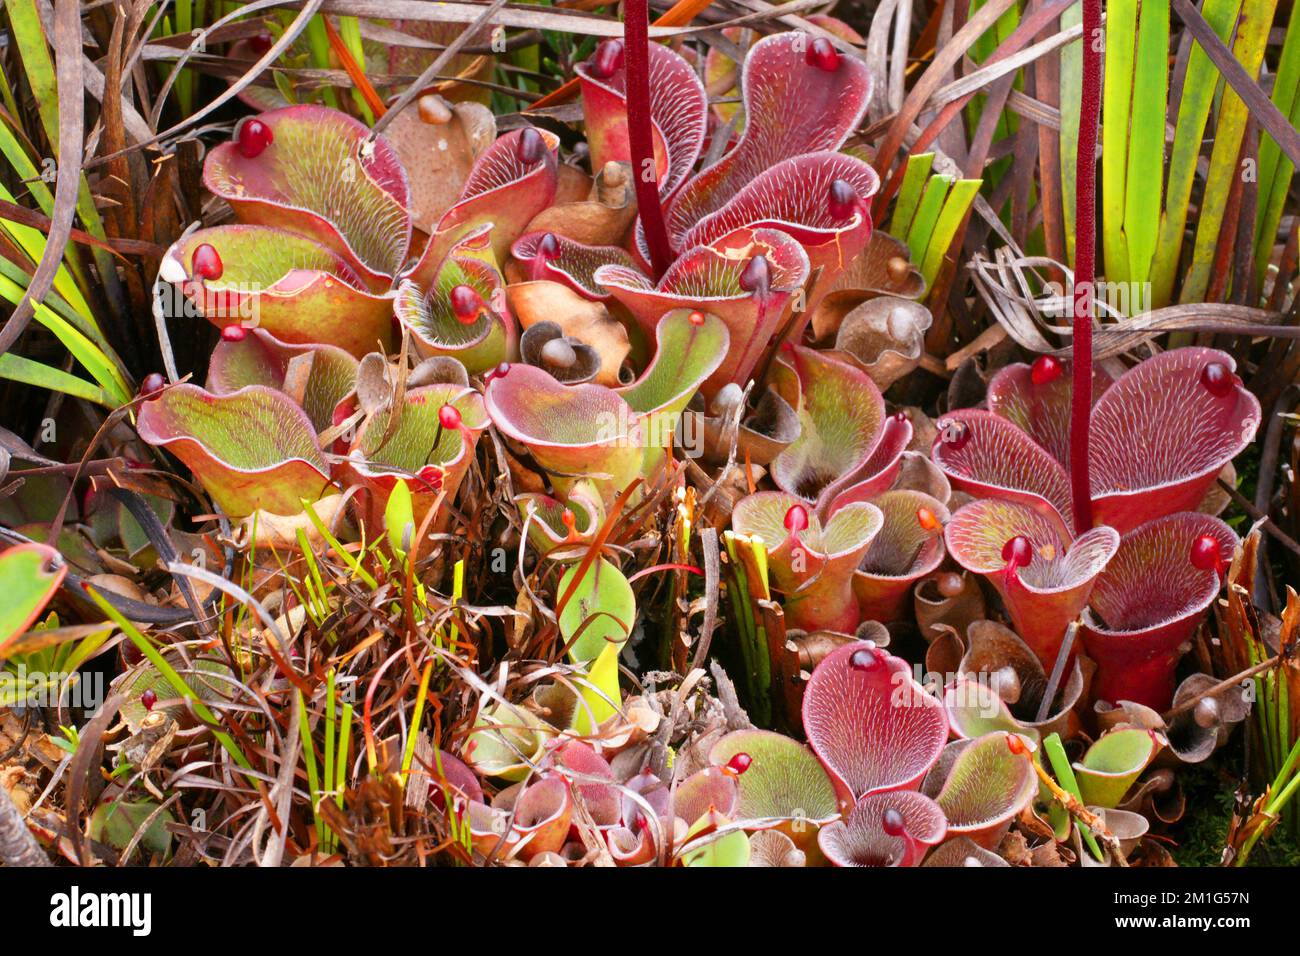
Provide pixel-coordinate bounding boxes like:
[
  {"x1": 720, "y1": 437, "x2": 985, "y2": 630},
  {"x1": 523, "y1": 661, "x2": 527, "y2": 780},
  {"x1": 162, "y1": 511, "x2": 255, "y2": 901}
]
[{"x1": 1170, "y1": 761, "x2": 1235, "y2": 866}]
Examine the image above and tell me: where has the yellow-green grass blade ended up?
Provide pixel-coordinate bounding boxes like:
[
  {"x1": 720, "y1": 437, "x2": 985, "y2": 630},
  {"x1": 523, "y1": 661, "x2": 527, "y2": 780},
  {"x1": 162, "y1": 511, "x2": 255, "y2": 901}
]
[
  {"x1": 295, "y1": 688, "x2": 327, "y2": 845},
  {"x1": 3, "y1": 0, "x2": 57, "y2": 139},
  {"x1": 336, "y1": 702, "x2": 352, "y2": 811},
  {"x1": 0, "y1": 271, "x2": 132, "y2": 405},
  {"x1": 1254, "y1": 7, "x2": 1300, "y2": 284},
  {"x1": 0, "y1": 255, "x2": 130, "y2": 395},
  {"x1": 303, "y1": 503, "x2": 379, "y2": 589},
  {"x1": 1180, "y1": 0, "x2": 1279, "y2": 303},
  {"x1": 89, "y1": 588, "x2": 254, "y2": 773},
  {"x1": 0, "y1": 39, "x2": 21, "y2": 118},
  {"x1": 304, "y1": 15, "x2": 340, "y2": 109},
  {"x1": 5, "y1": 0, "x2": 120, "y2": 295},
  {"x1": 0, "y1": 112, "x2": 55, "y2": 219},
  {"x1": 0, "y1": 181, "x2": 94, "y2": 323},
  {"x1": 0, "y1": 256, "x2": 119, "y2": 367},
  {"x1": 1123, "y1": 0, "x2": 1168, "y2": 286},
  {"x1": 400, "y1": 662, "x2": 434, "y2": 785},
  {"x1": 337, "y1": 16, "x2": 374, "y2": 123},
  {"x1": 0, "y1": 41, "x2": 93, "y2": 299},
  {"x1": 905, "y1": 175, "x2": 953, "y2": 263},
  {"x1": 1151, "y1": 0, "x2": 1242, "y2": 306},
  {"x1": 889, "y1": 152, "x2": 935, "y2": 238},
  {"x1": 174, "y1": 0, "x2": 195, "y2": 115},
  {"x1": 1102, "y1": 0, "x2": 1137, "y2": 286},
  {"x1": 0, "y1": 353, "x2": 113, "y2": 406},
  {"x1": 921, "y1": 179, "x2": 983, "y2": 288}
]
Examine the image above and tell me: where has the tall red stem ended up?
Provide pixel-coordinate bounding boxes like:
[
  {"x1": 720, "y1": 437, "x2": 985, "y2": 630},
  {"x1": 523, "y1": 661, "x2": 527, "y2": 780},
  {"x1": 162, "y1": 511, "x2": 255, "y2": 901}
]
[
  {"x1": 624, "y1": 0, "x2": 674, "y2": 278},
  {"x1": 1070, "y1": 0, "x2": 1101, "y2": 533}
]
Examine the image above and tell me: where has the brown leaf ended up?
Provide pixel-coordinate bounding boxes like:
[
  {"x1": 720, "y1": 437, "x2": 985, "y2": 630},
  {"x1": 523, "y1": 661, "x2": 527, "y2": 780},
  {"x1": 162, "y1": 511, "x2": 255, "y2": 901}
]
[
  {"x1": 997, "y1": 829, "x2": 1032, "y2": 865},
  {"x1": 832, "y1": 297, "x2": 934, "y2": 390},
  {"x1": 522, "y1": 161, "x2": 636, "y2": 246},
  {"x1": 506, "y1": 280, "x2": 630, "y2": 386},
  {"x1": 64, "y1": 692, "x2": 126, "y2": 866},
  {"x1": 356, "y1": 352, "x2": 394, "y2": 416},
  {"x1": 1029, "y1": 839, "x2": 1069, "y2": 867},
  {"x1": 915, "y1": 571, "x2": 986, "y2": 643},
  {"x1": 1280, "y1": 587, "x2": 1300, "y2": 743},
  {"x1": 384, "y1": 99, "x2": 496, "y2": 233}
]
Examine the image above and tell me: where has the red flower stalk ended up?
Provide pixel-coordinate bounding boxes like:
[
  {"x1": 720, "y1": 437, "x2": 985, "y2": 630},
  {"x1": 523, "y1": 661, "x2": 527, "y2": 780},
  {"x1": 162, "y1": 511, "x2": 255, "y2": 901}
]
[
  {"x1": 1070, "y1": 0, "x2": 1102, "y2": 533},
  {"x1": 624, "y1": 0, "x2": 674, "y2": 278}
]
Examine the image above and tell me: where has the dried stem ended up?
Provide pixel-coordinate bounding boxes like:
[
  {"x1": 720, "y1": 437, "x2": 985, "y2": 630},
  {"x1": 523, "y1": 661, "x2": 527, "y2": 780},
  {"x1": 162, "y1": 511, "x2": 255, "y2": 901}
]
[{"x1": 1162, "y1": 653, "x2": 1280, "y2": 722}]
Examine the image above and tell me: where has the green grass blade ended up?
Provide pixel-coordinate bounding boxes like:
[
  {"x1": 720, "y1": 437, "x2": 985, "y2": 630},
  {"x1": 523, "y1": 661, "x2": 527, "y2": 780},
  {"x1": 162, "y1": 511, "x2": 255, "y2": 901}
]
[
  {"x1": 905, "y1": 175, "x2": 953, "y2": 263},
  {"x1": 337, "y1": 16, "x2": 374, "y2": 123},
  {"x1": 888, "y1": 152, "x2": 935, "y2": 238},
  {"x1": 1044, "y1": 732, "x2": 1104, "y2": 860},
  {"x1": 0, "y1": 182, "x2": 94, "y2": 323},
  {"x1": 0, "y1": 271, "x2": 131, "y2": 405},
  {"x1": 0, "y1": 353, "x2": 112, "y2": 405},
  {"x1": 4, "y1": 0, "x2": 117, "y2": 287},
  {"x1": 0, "y1": 38, "x2": 21, "y2": 118},
  {"x1": 324, "y1": 670, "x2": 337, "y2": 803},
  {"x1": 302, "y1": 502, "x2": 379, "y2": 589},
  {"x1": 400, "y1": 661, "x2": 434, "y2": 785},
  {"x1": 295, "y1": 688, "x2": 327, "y2": 846},
  {"x1": 921, "y1": 179, "x2": 983, "y2": 287},
  {"x1": 0, "y1": 111, "x2": 54, "y2": 214},
  {"x1": 174, "y1": 0, "x2": 194, "y2": 114},
  {"x1": 966, "y1": 0, "x2": 1023, "y2": 192},
  {"x1": 336, "y1": 702, "x2": 353, "y2": 810},
  {"x1": 87, "y1": 587, "x2": 253, "y2": 772},
  {"x1": 304, "y1": 16, "x2": 340, "y2": 109},
  {"x1": 0, "y1": 254, "x2": 103, "y2": 339},
  {"x1": 0, "y1": 41, "x2": 94, "y2": 302},
  {"x1": 1254, "y1": 6, "x2": 1300, "y2": 283},
  {"x1": 1124, "y1": 0, "x2": 1168, "y2": 285},
  {"x1": 1102, "y1": 0, "x2": 1137, "y2": 285}
]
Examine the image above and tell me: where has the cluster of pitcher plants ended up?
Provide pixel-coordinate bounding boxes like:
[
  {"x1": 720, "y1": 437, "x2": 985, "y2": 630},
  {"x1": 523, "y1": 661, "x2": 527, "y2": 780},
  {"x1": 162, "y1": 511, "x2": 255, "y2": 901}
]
[{"x1": 0, "y1": 4, "x2": 1284, "y2": 868}]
